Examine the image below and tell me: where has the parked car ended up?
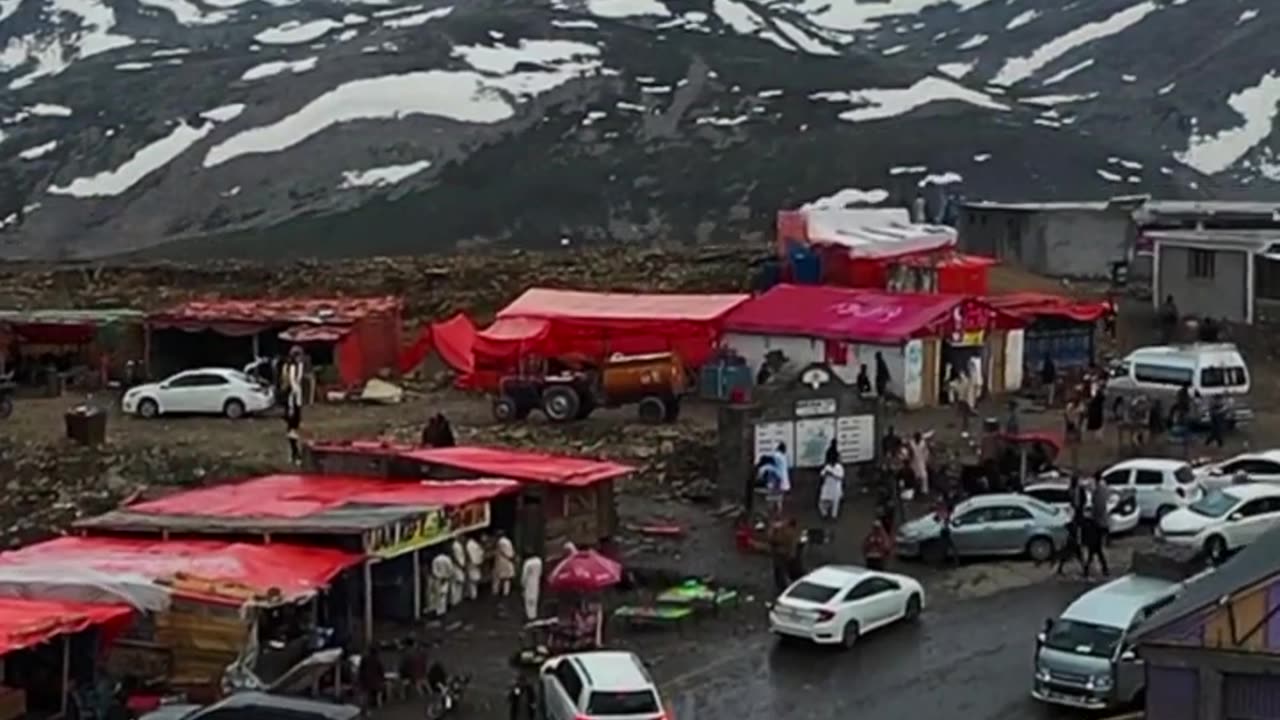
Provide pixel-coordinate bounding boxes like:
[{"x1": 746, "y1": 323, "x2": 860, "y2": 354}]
[
  {"x1": 122, "y1": 368, "x2": 275, "y2": 419},
  {"x1": 1156, "y1": 484, "x2": 1280, "y2": 562},
  {"x1": 895, "y1": 493, "x2": 1070, "y2": 563},
  {"x1": 541, "y1": 650, "x2": 670, "y2": 720},
  {"x1": 1031, "y1": 573, "x2": 1185, "y2": 711},
  {"x1": 768, "y1": 565, "x2": 924, "y2": 648},
  {"x1": 1022, "y1": 482, "x2": 1141, "y2": 534},
  {"x1": 1099, "y1": 458, "x2": 1203, "y2": 520},
  {"x1": 1105, "y1": 343, "x2": 1252, "y2": 425},
  {"x1": 139, "y1": 692, "x2": 362, "y2": 720},
  {"x1": 1192, "y1": 449, "x2": 1280, "y2": 491}
]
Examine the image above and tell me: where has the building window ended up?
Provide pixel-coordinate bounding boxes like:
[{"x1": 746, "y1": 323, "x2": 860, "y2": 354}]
[
  {"x1": 1257, "y1": 256, "x2": 1280, "y2": 301},
  {"x1": 1188, "y1": 249, "x2": 1215, "y2": 279}
]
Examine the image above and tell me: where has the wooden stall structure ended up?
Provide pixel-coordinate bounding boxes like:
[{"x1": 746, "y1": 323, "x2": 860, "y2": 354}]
[
  {"x1": 0, "y1": 309, "x2": 145, "y2": 390},
  {"x1": 305, "y1": 443, "x2": 635, "y2": 556}
]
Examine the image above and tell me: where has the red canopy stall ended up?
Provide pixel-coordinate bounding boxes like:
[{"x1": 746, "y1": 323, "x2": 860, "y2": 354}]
[{"x1": 418, "y1": 289, "x2": 749, "y2": 389}]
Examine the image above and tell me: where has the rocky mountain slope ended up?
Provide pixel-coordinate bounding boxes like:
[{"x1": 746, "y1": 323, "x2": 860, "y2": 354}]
[{"x1": 0, "y1": 0, "x2": 1276, "y2": 259}]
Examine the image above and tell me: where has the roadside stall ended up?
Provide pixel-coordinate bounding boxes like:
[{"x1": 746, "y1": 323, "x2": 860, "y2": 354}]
[
  {"x1": 0, "y1": 536, "x2": 359, "y2": 704},
  {"x1": 306, "y1": 442, "x2": 635, "y2": 556},
  {"x1": 544, "y1": 550, "x2": 619, "y2": 650},
  {"x1": 74, "y1": 474, "x2": 521, "y2": 642},
  {"x1": 0, "y1": 598, "x2": 133, "y2": 720},
  {"x1": 984, "y1": 292, "x2": 1110, "y2": 381},
  {"x1": 0, "y1": 309, "x2": 145, "y2": 392},
  {"x1": 145, "y1": 297, "x2": 402, "y2": 389}
]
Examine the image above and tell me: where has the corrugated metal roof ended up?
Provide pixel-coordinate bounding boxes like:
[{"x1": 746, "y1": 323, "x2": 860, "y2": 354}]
[
  {"x1": 149, "y1": 297, "x2": 401, "y2": 325},
  {"x1": 964, "y1": 199, "x2": 1280, "y2": 217},
  {"x1": 0, "y1": 309, "x2": 145, "y2": 325}
]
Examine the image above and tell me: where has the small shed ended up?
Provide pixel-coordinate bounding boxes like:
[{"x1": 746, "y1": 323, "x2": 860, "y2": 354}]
[
  {"x1": 0, "y1": 309, "x2": 145, "y2": 387},
  {"x1": 985, "y1": 293, "x2": 1111, "y2": 375},
  {"x1": 1132, "y1": 526, "x2": 1280, "y2": 720},
  {"x1": 145, "y1": 297, "x2": 402, "y2": 387},
  {"x1": 721, "y1": 285, "x2": 1024, "y2": 408},
  {"x1": 303, "y1": 442, "x2": 634, "y2": 556},
  {"x1": 775, "y1": 207, "x2": 959, "y2": 288}
]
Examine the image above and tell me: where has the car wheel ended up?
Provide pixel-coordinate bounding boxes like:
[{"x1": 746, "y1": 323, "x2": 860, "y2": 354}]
[
  {"x1": 1027, "y1": 536, "x2": 1055, "y2": 563},
  {"x1": 137, "y1": 398, "x2": 159, "y2": 419},
  {"x1": 1205, "y1": 535, "x2": 1229, "y2": 564},
  {"x1": 223, "y1": 398, "x2": 246, "y2": 419},
  {"x1": 904, "y1": 594, "x2": 922, "y2": 622},
  {"x1": 1156, "y1": 505, "x2": 1175, "y2": 520},
  {"x1": 491, "y1": 396, "x2": 520, "y2": 423},
  {"x1": 541, "y1": 385, "x2": 581, "y2": 423},
  {"x1": 840, "y1": 620, "x2": 860, "y2": 649},
  {"x1": 636, "y1": 396, "x2": 668, "y2": 424}
]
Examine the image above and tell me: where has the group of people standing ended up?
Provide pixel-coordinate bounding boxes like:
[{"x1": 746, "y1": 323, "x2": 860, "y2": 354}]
[
  {"x1": 1051, "y1": 474, "x2": 1112, "y2": 578},
  {"x1": 425, "y1": 533, "x2": 544, "y2": 621}
]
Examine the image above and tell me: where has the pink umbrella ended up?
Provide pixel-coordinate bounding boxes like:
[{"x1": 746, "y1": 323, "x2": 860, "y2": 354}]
[{"x1": 546, "y1": 549, "x2": 623, "y2": 592}]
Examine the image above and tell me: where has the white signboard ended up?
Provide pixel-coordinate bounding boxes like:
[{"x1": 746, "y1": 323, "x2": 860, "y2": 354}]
[
  {"x1": 795, "y1": 417, "x2": 837, "y2": 468},
  {"x1": 835, "y1": 415, "x2": 876, "y2": 463},
  {"x1": 753, "y1": 421, "x2": 795, "y2": 465},
  {"x1": 795, "y1": 398, "x2": 837, "y2": 417},
  {"x1": 903, "y1": 339, "x2": 923, "y2": 408},
  {"x1": 1005, "y1": 329, "x2": 1025, "y2": 391}
]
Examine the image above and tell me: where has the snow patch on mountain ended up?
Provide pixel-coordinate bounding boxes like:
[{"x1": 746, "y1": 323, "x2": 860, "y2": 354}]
[
  {"x1": 49, "y1": 120, "x2": 214, "y2": 197},
  {"x1": 339, "y1": 160, "x2": 432, "y2": 188},
  {"x1": 1, "y1": 0, "x2": 135, "y2": 89},
  {"x1": 1177, "y1": 71, "x2": 1280, "y2": 174},
  {"x1": 993, "y1": 1, "x2": 1159, "y2": 86},
  {"x1": 240, "y1": 56, "x2": 318, "y2": 81},
  {"x1": 811, "y1": 76, "x2": 1008, "y2": 122}
]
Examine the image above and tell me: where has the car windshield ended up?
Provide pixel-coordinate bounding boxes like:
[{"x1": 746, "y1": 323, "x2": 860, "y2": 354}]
[
  {"x1": 586, "y1": 690, "x2": 660, "y2": 715},
  {"x1": 785, "y1": 581, "x2": 840, "y2": 603},
  {"x1": 1045, "y1": 619, "x2": 1124, "y2": 659},
  {"x1": 1189, "y1": 490, "x2": 1240, "y2": 518}
]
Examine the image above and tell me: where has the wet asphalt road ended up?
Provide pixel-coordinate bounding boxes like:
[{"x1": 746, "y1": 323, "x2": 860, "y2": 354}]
[{"x1": 657, "y1": 581, "x2": 1095, "y2": 720}]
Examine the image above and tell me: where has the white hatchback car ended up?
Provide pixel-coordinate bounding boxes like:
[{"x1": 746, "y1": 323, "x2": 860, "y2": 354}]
[
  {"x1": 1157, "y1": 484, "x2": 1280, "y2": 562},
  {"x1": 541, "y1": 651, "x2": 669, "y2": 720},
  {"x1": 122, "y1": 368, "x2": 275, "y2": 419},
  {"x1": 1193, "y1": 450, "x2": 1280, "y2": 491},
  {"x1": 1099, "y1": 458, "x2": 1203, "y2": 520},
  {"x1": 1022, "y1": 482, "x2": 1141, "y2": 534},
  {"x1": 769, "y1": 565, "x2": 924, "y2": 649}
]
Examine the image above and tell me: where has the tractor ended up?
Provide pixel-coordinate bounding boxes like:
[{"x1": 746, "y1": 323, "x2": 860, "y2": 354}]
[{"x1": 492, "y1": 352, "x2": 686, "y2": 425}]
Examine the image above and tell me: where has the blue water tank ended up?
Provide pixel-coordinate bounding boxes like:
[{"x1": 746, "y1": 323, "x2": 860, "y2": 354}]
[
  {"x1": 787, "y1": 243, "x2": 822, "y2": 285},
  {"x1": 699, "y1": 359, "x2": 753, "y2": 401}
]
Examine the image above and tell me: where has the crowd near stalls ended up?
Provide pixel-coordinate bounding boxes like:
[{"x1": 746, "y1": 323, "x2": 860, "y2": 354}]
[
  {"x1": 144, "y1": 298, "x2": 403, "y2": 389},
  {"x1": 0, "y1": 309, "x2": 145, "y2": 390}
]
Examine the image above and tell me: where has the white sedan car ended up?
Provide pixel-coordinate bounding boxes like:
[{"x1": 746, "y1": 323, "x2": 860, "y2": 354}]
[
  {"x1": 122, "y1": 368, "x2": 275, "y2": 419},
  {"x1": 1193, "y1": 450, "x2": 1280, "y2": 491},
  {"x1": 769, "y1": 565, "x2": 924, "y2": 648},
  {"x1": 1157, "y1": 483, "x2": 1280, "y2": 562},
  {"x1": 1022, "y1": 482, "x2": 1141, "y2": 534}
]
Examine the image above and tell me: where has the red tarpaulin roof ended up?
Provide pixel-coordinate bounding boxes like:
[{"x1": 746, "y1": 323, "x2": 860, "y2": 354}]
[
  {"x1": 985, "y1": 292, "x2": 1111, "y2": 322},
  {"x1": 0, "y1": 598, "x2": 133, "y2": 656},
  {"x1": 498, "y1": 289, "x2": 749, "y2": 322},
  {"x1": 0, "y1": 536, "x2": 360, "y2": 602},
  {"x1": 126, "y1": 475, "x2": 521, "y2": 519},
  {"x1": 724, "y1": 285, "x2": 976, "y2": 344},
  {"x1": 149, "y1": 297, "x2": 401, "y2": 327},
  {"x1": 311, "y1": 442, "x2": 634, "y2": 487},
  {"x1": 897, "y1": 252, "x2": 999, "y2": 269}
]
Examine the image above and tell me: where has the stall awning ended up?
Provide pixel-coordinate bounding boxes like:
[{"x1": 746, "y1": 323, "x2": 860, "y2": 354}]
[
  {"x1": 497, "y1": 288, "x2": 750, "y2": 323},
  {"x1": 0, "y1": 598, "x2": 132, "y2": 656},
  {"x1": 724, "y1": 284, "x2": 974, "y2": 344},
  {"x1": 120, "y1": 475, "x2": 521, "y2": 519},
  {"x1": 312, "y1": 442, "x2": 635, "y2": 488},
  {"x1": 0, "y1": 536, "x2": 360, "y2": 606},
  {"x1": 147, "y1": 297, "x2": 400, "y2": 335},
  {"x1": 985, "y1": 292, "x2": 1111, "y2": 322},
  {"x1": 279, "y1": 324, "x2": 351, "y2": 343}
]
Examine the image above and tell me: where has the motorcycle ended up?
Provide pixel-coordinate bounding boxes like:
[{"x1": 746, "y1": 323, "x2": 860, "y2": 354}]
[{"x1": 425, "y1": 673, "x2": 470, "y2": 719}]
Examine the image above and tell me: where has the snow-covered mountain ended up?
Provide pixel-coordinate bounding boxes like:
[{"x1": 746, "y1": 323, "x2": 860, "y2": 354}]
[{"x1": 0, "y1": 0, "x2": 1275, "y2": 259}]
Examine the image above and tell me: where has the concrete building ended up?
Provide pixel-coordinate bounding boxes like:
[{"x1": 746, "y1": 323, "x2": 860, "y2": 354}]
[
  {"x1": 1149, "y1": 230, "x2": 1280, "y2": 324},
  {"x1": 958, "y1": 197, "x2": 1280, "y2": 280}
]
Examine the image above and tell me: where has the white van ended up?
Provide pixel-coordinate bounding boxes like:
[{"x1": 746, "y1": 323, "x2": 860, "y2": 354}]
[{"x1": 1106, "y1": 343, "x2": 1252, "y2": 424}]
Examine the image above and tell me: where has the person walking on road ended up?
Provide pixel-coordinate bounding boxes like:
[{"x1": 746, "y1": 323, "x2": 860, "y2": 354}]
[
  {"x1": 492, "y1": 533, "x2": 516, "y2": 597},
  {"x1": 862, "y1": 518, "x2": 893, "y2": 571},
  {"x1": 934, "y1": 495, "x2": 958, "y2": 567},
  {"x1": 1055, "y1": 476, "x2": 1087, "y2": 573},
  {"x1": 1040, "y1": 356, "x2": 1057, "y2": 407},
  {"x1": 520, "y1": 555, "x2": 543, "y2": 621},
  {"x1": 1089, "y1": 476, "x2": 1111, "y2": 547},
  {"x1": 1081, "y1": 513, "x2": 1110, "y2": 579},
  {"x1": 908, "y1": 432, "x2": 931, "y2": 496},
  {"x1": 818, "y1": 447, "x2": 845, "y2": 520}
]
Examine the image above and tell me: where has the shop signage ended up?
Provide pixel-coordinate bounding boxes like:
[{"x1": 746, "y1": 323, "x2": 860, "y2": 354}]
[
  {"x1": 794, "y1": 398, "x2": 837, "y2": 417},
  {"x1": 947, "y1": 302, "x2": 990, "y2": 347},
  {"x1": 367, "y1": 501, "x2": 492, "y2": 559}
]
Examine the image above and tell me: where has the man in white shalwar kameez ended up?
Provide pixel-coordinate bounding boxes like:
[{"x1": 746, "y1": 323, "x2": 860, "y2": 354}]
[
  {"x1": 449, "y1": 540, "x2": 466, "y2": 605},
  {"x1": 429, "y1": 552, "x2": 453, "y2": 617},
  {"x1": 492, "y1": 533, "x2": 516, "y2": 597},
  {"x1": 464, "y1": 536, "x2": 484, "y2": 600},
  {"x1": 521, "y1": 556, "x2": 543, "y2": 621}
]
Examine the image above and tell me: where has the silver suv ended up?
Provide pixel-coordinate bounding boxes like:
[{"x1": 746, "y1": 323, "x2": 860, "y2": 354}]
[{"x1": 541, "y1": 650, "x2": 669, "y2": 720}]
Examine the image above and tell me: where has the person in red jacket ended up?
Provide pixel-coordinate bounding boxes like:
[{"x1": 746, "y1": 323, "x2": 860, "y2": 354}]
[{"x1": 862, "y1": 518, "x2": 894, "y2": 571}]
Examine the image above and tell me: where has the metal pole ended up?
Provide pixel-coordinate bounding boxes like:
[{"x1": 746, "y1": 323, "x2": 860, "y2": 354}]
[
  {"x1": 412, "y1": 549, "x2": 422, "y2": 620},
  {"x1": 59, "y1": 635, "x2": 70, "y2": 718},
  {"x1": 363, "y1": 560, "x2": 374, "y2": 648}
]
